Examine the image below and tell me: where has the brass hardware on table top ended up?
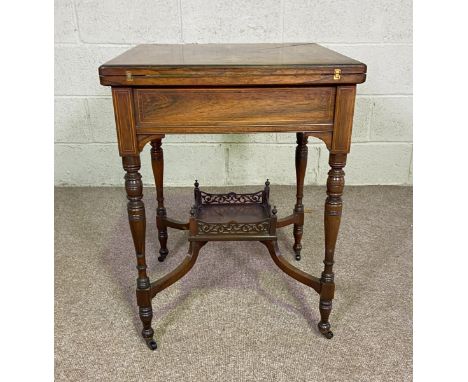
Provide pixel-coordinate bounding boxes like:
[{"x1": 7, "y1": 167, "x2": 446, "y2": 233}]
[{"x1": 126, "y1": 71, "x2": 133, "y2": 82}]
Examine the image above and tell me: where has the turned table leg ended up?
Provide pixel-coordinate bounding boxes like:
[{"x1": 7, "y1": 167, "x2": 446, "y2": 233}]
[
  {"x1": 318, "y1": 152, "x2": 347, "y2": 339},
  {"x1": 122, "y1": 156, "x2": 157, "y2": 350},
  {"x1": 150, "y1": 139, "x2": 169, "y2": 262},
  {"x1": 293, "y1": 132, "x2": 308, "y2": 261}
]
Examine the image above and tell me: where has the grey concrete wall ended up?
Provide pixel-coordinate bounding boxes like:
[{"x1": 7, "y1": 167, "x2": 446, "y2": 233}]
[{"x1": 55, "y1": 0, "x2": 412, "y2": 186}]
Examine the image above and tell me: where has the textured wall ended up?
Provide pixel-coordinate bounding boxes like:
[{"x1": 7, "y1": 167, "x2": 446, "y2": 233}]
[{"x1": 54, "y1": 0, "x2": 412, "y2": 186}]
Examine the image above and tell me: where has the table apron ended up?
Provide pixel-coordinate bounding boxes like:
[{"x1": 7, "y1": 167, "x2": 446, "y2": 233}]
[
  {"x1": 133, "y1": 87, "x2": 336, "y2": 129},
  {"x1": 112, "y1": 85, "x2": 356, "y2": 155}
]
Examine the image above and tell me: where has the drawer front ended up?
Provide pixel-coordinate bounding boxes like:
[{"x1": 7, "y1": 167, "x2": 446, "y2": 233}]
[{"x1": 134, "y1": 87, "x2": 335, "y2": 133}]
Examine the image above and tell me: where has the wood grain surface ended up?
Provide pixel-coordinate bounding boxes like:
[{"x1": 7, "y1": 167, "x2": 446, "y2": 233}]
[
  {"x1": 134, "y1": 87, "x2": 335, "y2": 132},
  {"x1": 99, "y1": 43, "x2": 366, "y2": 86}
]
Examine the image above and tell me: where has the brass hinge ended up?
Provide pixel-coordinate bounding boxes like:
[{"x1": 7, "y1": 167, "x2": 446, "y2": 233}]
[
  {"x1": 333, "y1": 69, "x2": 341, "y2": 80},
  {"x1": 126, "y1": 71, "x2": 133, "y2": 82}
]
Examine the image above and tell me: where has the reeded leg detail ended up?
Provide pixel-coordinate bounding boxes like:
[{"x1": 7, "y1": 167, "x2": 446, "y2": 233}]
[
  {"x1": 151, "y1": 139, "x2": 169, "y2": 262},
  {"x1": 318, "y1": 152, "x2": 347, "y2": 339},
  {"x1": 123, "y1": 156, "x2": 156, "y2": 350},
  {"x1": 293, "y1": 133, "x2": 308, "y2": 261}
]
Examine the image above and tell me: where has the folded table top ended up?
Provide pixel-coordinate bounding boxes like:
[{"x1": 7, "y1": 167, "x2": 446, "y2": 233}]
[{"x1": 99, "y1": 43, "x2": 366, "y2": 86}]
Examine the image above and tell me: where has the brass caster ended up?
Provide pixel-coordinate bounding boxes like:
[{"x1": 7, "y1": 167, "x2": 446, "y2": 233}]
[
  {"x1": 294, "y1": 250, "x2": 301, "y2": 261},
  {"x1": 158, "y1": 249, "x2": 168, "y2": 262},
  {"x1": 146, "y1": 338, "x2": 158, "y2": 350},
  {"x1": 318, "y1": 322, "x2": 333, "y2": 339}
]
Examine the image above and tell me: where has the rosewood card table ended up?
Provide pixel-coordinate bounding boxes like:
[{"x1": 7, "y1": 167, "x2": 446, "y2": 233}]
[{"x1": 99, "y1": 43, "x2": 367, "y2": 350}]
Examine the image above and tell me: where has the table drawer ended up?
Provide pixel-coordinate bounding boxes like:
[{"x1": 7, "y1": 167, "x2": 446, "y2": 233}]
[{"x1": 134, "y1": 87, "x2": 335, "y2": 133}]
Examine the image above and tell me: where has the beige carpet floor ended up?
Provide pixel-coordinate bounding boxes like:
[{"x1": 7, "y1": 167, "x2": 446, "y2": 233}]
[{"x1": 55, "y1": 185, "x2": 412, "y2": 382}]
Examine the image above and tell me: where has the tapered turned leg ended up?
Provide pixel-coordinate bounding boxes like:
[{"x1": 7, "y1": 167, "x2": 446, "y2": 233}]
[
  {"x1": 150, "y1": 139, "x2": 168, "y2": 262},
  {"x1": 318, "y1": 153, "x2": 347, "y2": 339},
  {"x1": 293, "y1": 133, "x2": 308, "y2": 261},
  {"x1": 123, "y1": 156, "x2": 157, "y2": 350}
]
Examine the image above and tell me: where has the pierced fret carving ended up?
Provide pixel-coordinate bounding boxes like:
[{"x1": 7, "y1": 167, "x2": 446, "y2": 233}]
[
  {"x1": 197, "y1": 221, "x2": 270, "y2": 235},
  {"x1": 200, "y1": 191, "x2": 263, "y2": 205}
]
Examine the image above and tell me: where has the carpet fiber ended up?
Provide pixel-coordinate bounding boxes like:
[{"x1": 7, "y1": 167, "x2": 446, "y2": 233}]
[{"x1": 55, "y1": 185, "x2": 412, "y2": 381}]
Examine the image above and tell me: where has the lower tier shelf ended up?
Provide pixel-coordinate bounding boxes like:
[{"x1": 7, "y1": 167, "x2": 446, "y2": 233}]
[{"x1": 188, "y1": 180, "x2": 278, "y2": 241}]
